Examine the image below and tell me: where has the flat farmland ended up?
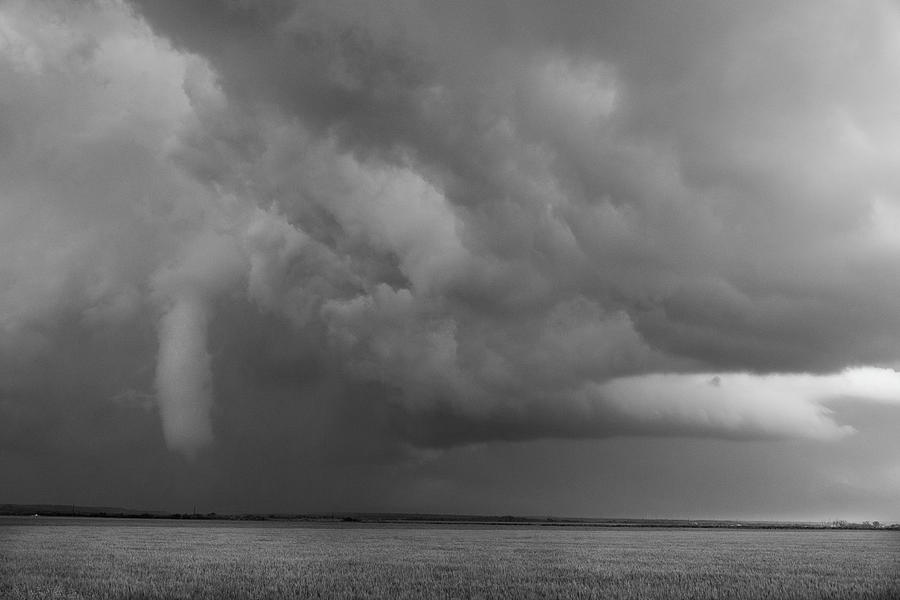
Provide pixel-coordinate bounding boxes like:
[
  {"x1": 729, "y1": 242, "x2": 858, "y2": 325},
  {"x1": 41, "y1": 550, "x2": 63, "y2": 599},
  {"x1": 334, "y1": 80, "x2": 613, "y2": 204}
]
[{"x1": 1, "y1": 517, "x2": 898, "y2": 599}]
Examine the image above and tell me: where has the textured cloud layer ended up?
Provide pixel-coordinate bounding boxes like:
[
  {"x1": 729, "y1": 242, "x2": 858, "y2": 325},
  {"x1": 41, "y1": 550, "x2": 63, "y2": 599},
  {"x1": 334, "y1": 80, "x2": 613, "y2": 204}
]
[{"x1": 2, "y1": 0, "x2": 900, "y2": 470}]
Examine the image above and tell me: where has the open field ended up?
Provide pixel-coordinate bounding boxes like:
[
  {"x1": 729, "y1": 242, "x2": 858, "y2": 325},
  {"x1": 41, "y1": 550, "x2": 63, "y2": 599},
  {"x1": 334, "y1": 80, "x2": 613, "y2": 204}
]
[{"x1": 1, "y1": 517, "x2": 898, "y2": 599}]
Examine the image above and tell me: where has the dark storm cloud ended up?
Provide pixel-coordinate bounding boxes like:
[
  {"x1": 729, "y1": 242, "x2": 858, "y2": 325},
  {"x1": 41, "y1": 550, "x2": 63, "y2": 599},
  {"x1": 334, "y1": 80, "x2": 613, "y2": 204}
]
[
  {"x1": 124, "y1": 0, "x2": 900, "y2": 372},
  {"x1": 2, "y1": 0, "x2": 900, "y2": 517},
  {"x1": 123, "y1": 0, "x2": 900, "y2": 441}
]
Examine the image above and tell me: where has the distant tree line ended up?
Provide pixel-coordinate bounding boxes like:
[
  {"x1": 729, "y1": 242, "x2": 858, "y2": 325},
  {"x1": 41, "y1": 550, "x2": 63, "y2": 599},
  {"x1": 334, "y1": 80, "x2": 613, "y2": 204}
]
[
  {"x1": 829, "y1": 520, "x2": 896, "y2": 529},
  {"x1": 3, "y1": 505, "x2": 899, "y2": 529}
]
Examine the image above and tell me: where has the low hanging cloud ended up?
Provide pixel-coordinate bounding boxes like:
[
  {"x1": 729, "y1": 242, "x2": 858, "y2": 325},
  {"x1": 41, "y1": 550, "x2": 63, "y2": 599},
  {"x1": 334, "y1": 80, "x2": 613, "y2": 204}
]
[
  {"x1": 595, "y1": 367, "x2": 900, "y2": 442},
  {"x1": 3, "y1": 0, "x2": 900, "y2": 464}
]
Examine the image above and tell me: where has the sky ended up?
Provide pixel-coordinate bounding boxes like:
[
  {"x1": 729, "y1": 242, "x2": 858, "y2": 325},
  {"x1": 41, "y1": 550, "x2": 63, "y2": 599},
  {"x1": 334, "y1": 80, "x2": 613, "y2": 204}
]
[{"x1": 2, "y1": 0, "x2": 900, "y2": 522}]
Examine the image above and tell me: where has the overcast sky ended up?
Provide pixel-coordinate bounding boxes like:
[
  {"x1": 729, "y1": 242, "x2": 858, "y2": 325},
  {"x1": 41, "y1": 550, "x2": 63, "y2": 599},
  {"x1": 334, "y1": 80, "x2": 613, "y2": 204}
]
[{"x1": 2, "y1": 0, "x2": 900, "y2": 521}]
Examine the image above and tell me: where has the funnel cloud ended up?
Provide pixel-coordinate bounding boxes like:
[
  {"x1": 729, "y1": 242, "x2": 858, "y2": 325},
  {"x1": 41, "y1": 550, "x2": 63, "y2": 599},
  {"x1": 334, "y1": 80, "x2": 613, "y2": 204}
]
[{"x1": 155, "y1": 296, "x2": 214, "y2": 458}]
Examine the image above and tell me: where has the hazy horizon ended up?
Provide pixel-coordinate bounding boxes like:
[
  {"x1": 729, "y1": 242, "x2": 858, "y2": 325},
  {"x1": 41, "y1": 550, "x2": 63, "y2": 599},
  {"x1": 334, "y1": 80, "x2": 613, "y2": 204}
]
[
  {"x1": 3, "y1": 503, "x2": 892, "y2": 527},
  {"x1": 3, "y1": 0, "x2": 900, "y2": 523}
]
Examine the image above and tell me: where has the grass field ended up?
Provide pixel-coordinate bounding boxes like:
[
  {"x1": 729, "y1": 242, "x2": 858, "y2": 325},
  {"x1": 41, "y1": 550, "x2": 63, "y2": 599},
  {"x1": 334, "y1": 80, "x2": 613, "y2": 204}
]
[{"x1": 1, "y1": 517, "x2": 898, "y2": 599}]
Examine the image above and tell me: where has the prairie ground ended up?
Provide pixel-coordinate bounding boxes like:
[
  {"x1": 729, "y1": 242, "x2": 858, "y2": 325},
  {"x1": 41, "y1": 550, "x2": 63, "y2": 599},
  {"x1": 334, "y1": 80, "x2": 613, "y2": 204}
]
[{"x1": 1, "y1": 517, "x2": 898, "y2": 599}]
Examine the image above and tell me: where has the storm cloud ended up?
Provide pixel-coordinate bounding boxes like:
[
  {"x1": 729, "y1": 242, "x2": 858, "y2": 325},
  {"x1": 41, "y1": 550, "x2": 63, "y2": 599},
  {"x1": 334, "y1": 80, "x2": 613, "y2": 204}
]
[{"x1": 2, "y1": 0, "x2": 900, "y2": 518}]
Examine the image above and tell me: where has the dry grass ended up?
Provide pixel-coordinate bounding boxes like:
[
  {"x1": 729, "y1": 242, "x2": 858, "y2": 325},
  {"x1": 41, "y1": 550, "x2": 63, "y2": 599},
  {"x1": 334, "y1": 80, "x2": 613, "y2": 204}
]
[{"x1": 1, "y1": 518, "x2": 898, "y2": 599}]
